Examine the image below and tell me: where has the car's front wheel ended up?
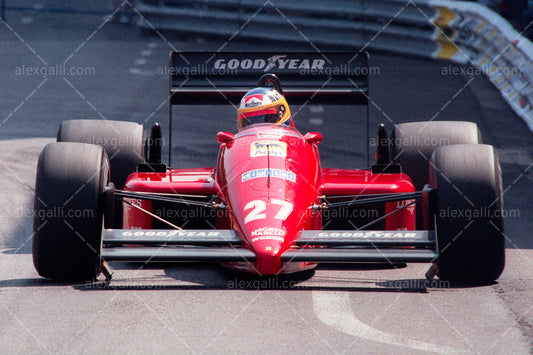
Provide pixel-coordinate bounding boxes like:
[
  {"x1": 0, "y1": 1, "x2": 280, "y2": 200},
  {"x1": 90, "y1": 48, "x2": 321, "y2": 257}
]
[
  {"x1": 430, "y1": 144, "x2": 505, "y2": 284},
  {"x1": 32, "y1": 142, "x2": 109, "y2": 281}
]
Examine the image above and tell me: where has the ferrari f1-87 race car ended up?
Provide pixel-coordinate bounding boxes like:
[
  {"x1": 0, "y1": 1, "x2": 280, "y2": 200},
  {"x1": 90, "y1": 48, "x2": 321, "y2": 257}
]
[{"x1": 32, "y1": 52, "x2": 504, "y2": 285}]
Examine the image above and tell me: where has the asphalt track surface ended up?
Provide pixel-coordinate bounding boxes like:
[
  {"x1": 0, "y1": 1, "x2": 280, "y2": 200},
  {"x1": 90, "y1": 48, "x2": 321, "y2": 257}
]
[{"x1": 1, "y1": 6, "x2": 533, "y2": 355}]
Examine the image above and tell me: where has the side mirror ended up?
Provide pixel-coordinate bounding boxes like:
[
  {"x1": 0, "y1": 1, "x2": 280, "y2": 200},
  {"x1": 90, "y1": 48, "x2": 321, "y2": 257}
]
[
  {"x1": 216, "y1": 131, "x2": 235, "y2": 144},
  {"x1": 304, "y1": 132, "x2": 322, "y2": 145}
]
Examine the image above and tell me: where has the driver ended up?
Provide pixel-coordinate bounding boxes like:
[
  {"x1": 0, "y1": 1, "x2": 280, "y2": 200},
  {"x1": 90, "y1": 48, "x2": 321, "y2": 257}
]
[{"x1": 237, "y1": 87, "x2": 293, "y2": 131}]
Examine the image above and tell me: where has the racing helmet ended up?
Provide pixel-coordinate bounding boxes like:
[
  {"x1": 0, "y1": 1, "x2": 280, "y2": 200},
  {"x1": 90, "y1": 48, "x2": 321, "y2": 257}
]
[{"x1": 237, "y1": 87, "x2": 291, "y2": 131}]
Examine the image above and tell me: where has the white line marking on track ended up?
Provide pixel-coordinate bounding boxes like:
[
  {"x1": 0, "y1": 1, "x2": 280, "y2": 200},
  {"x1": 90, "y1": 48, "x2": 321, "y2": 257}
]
[
  {"x1": 140, "y1": 49, "x2": 153, "y2": 57},
  {"x1": 128, "y1": 68, "x2": 154, "y2": 76},
  {"x1": 310, "y1": 105, "x2": 324, "y2": 113},
  {"x1": 21, "y1": 17, "x2": 34, "y2": 25},
  {"x1": 312, "y1": 291, "x2": 456, "y2": 354},
  {"x1": 134, "y1": 58, "x2": 147, "y2": 66},
  {"x1": 309, "y1": 118, "x2": 323, "y2": 125}
]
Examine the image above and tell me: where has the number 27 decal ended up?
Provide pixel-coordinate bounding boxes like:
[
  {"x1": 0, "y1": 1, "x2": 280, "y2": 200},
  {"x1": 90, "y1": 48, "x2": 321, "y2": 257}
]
[{"x1": 244, "y1": 199, "x2": 293, "y2": 224}]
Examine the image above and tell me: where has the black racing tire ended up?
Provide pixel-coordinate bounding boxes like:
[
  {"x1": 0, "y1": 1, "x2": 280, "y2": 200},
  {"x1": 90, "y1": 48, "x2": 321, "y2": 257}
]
[
  {"x1": 391, "y1": 121, "x2": 481, "y2": 191},
  {"x1": 391, "y1": 121, "x2": 481, "y2": 229},
  {"x1": 57, "y1": 119, "x2": 146, "y2": 189},
  {"x1": 430, "y1": 144, "x2": 505, "y2": 284},
  {"x1": 57, "y1": 119, "x2": 146, "y2": 227},
  {"x1": 33, "y1": 143, "x2": 110, "y2": 281}
]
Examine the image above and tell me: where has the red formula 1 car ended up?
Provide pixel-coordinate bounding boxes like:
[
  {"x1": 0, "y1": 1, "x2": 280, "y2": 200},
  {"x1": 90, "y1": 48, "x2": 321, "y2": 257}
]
[{"x1": 32, "y1": 52, "x2": 504, "y2": 285}]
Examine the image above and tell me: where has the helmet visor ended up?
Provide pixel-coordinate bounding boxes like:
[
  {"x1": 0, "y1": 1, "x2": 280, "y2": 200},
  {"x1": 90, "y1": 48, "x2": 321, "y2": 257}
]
[{"x1": 237, "y1": 108, "x2": 278, "y2": 130}]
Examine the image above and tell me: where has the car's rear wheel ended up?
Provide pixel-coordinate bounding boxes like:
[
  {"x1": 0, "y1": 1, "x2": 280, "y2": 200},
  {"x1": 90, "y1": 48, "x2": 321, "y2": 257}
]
[
  {"x1": 391, "y1": 121, "x2": 482, "y2": 228},
  {"x1": 430, "y1": 144, "x2": 504, "y2": 284},
  {"x1": 33, "y1": 142, "x2": 109, "y2": 281},
  {"x1": 57, "y1": 119, "x2": 146, "y2": 227}
]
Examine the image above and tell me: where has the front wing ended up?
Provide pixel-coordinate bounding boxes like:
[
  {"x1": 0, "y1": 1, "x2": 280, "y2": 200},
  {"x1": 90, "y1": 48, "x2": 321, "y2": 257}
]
[{"x1": 101, "y1": 229, "x2": 437, "y2": 263}]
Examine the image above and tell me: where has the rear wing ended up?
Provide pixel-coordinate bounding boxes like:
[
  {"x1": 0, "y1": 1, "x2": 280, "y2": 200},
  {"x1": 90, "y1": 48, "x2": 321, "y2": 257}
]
[
  {"x1": 168, "y1": 51, "x2": 370, "y2": 164},
  {"x1": 169, "y1": 51, "x2": 369, "y2": 105}
]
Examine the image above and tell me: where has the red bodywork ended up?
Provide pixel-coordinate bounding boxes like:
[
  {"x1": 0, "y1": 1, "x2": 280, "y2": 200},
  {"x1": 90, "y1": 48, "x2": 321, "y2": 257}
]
[{"x1": 123, "y1": 124, "x2": 415, "y2": 275}]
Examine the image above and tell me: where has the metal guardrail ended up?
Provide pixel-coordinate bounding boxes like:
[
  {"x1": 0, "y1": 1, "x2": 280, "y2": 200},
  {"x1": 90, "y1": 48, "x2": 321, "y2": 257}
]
[
  {"x1": 136, "y1": 0, "x2": 443, "y2": 58},
  {"x1": 0, "y1": 0, "x2": 111, "y2": 18},
  {"x1": 427, "y1": 0, "x2": 533, "y2": 132},
  {"x1": 131, "y1": 0, "x2": 533, "y2": 132}
]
